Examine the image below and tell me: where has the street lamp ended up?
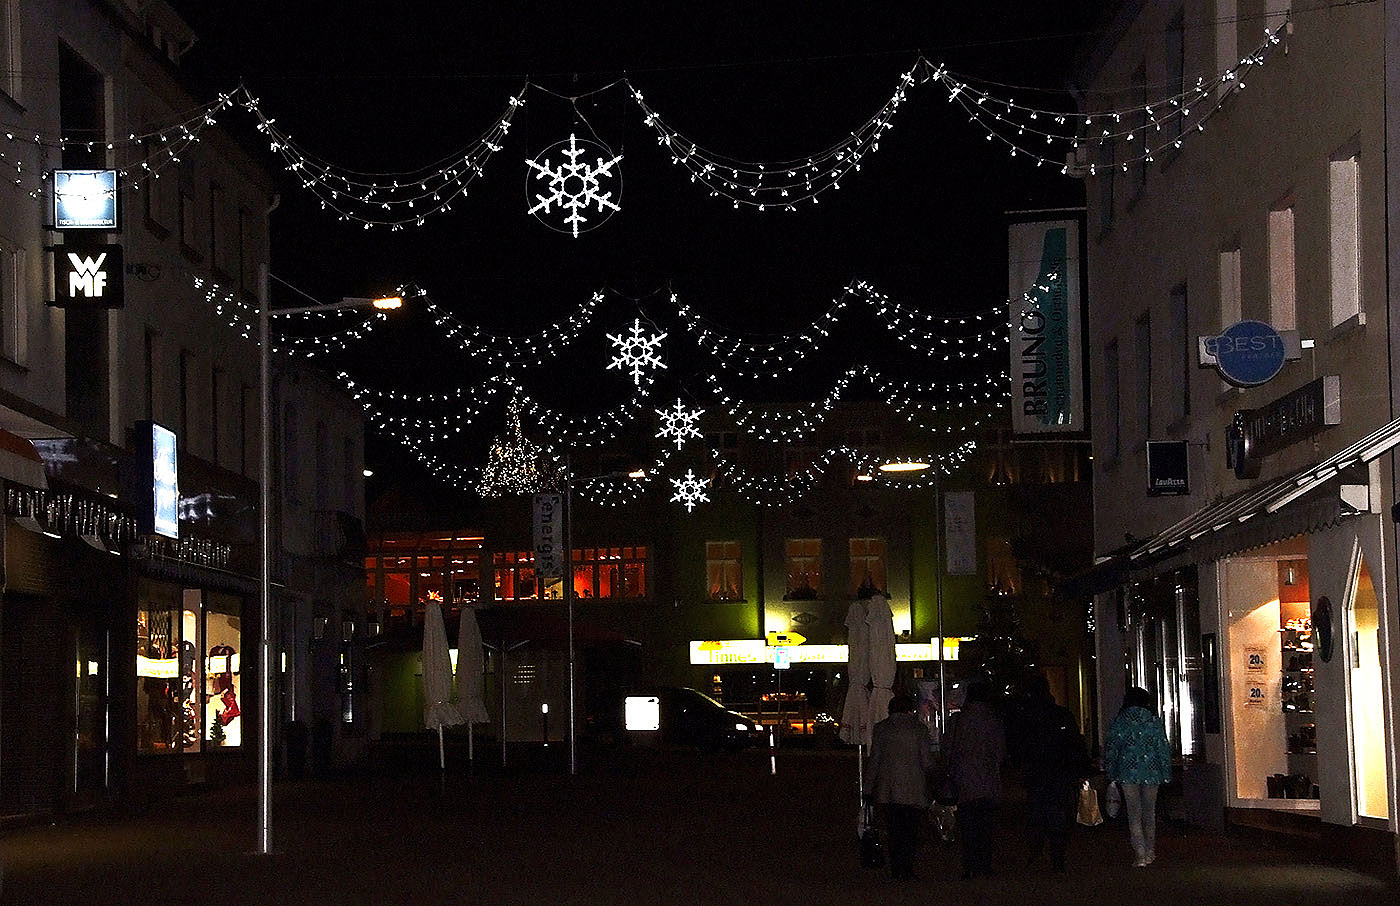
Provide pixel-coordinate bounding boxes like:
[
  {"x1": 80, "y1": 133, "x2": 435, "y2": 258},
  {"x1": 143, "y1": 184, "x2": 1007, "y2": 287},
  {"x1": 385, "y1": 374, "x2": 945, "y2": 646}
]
[{"x1": 256, "y1": 264, "x2": 403, "y2": 855}]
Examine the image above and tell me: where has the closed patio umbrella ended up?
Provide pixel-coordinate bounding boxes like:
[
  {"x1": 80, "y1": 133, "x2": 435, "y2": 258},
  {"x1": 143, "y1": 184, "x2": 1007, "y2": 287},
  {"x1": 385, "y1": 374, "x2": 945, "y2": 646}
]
[
  {"x1": 422, "y1": 601, "x2": 462, "y2": 773},
  {"x1": 865, "y1": 593, "x2": 897, "y2": 732},
  {"x1": 454, "y1": 604, "x2": 489, "y2": 764},
  {"x1": 839, "y1": 598, "x2": 871, "y2": 747}
]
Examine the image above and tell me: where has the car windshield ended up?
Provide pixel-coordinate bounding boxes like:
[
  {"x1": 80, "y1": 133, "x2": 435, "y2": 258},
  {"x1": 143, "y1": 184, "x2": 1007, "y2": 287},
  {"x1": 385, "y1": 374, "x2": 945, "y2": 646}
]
[{"x1": 679, "y1": 688, "x2": 726, "y2": 709}]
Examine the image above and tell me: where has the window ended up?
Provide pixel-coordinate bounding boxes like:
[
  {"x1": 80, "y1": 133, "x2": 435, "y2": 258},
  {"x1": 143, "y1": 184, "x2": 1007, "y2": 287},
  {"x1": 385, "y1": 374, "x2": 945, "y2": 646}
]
[
  {"x1": 1269, "y1": 204, "x2": 1296, "y2": 329},
  {"x1": 136, "y1": 586, "x2": 243, "y2": 753},
  {"x1": 571, "y1": 546, "x2": 648, "y2": 600},
  {"x1": 784, "y1": 538, "x2": 822, "y2": 600},
  {"x1": 142, "y1": 328, "x2": 156, "y2": 421},
  {"x1": 1134, "y1": 313, "x2": 1152, "y2": 441},
  {"x1": 1329, "y1": 146, "x2": 1360, "y2": 326},
  {"x1": 849, "y1": 538, "x2": 887, "y2": 596},
  {"x1": 144, "y1": 121, "x2": 176, "y2": 234},
  {"x1": 0, "y1": 0, "x2": 20, "y2": 102},
  {"x1": 1104, "y1": 339, "x2": 1121, "y2": 461},
  {"x1": 343, "y1": 435, "x2": 357, "y2": 509},
  {"x1": 283, "y1": 405, "x2": 300, "y2": 503},
  {"x1": 0, "y1": 235, "x2": 24, "y2": 364},
  {"x1": 212, "y1": 367, "x2": 226, "y2": 466},
  {"x1": 783, "y1": 444, "x2": 817, "y2": 478},
  {"x1": 240, "y1": 384, "x2": 255, "y2": 477},
  {"x1": 1166, "y1": 8, "x2": 1186, "y2": 139},
  {"x1": 1168, "y1": 284, "x2": 1190, "y2": 422},
  {"x1": 210, "y1": 184, "x2": 236, "y2": 276},
  {"x1": 1216, "y1": 1, "x2": 1238, "y2": 100},
  {"x1": 493, "y1": 551, "x2": 538, "y2": 601},
  {"x1": 1219, "y1": 246, "x2": 1242, "y2": 329},
  {"x1": 1129, "y1": 63, "x2": 1148, "y2": 193},
  {"x1": 706, "y1": 541, "x2": 743, "y2": 601},
  {"x1": 314, "y1": 418, "x2": 330, "y2": 511},
  {"x1": 178, "y1": 350, "x2": 191, "y2": 439},
  {"x1": 239, "y1": 208, "x2": 258, "y2": 295},
  {"x1": 1098, "y1": 138, "x2": 1115, "y2": 233},
  {"x1": 178, "y1": 182, "x2": 200, "y2": 259}
]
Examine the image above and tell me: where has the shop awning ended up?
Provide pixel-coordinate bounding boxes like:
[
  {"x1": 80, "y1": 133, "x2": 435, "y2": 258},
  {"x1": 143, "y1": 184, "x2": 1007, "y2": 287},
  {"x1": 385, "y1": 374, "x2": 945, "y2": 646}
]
[
  {"x1": 1060, "y1": 414, "x2": 1400, "y2": 597},
  {"x1": 0, "y1": 429, "x2": 47, "y2": 489}
]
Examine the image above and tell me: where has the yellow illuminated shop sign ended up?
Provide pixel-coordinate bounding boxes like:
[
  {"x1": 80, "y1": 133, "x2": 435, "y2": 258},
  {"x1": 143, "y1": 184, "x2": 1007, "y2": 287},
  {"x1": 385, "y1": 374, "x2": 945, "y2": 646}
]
[{"x1": 689, "y1": 638, "x2": 961, "y2": 666}]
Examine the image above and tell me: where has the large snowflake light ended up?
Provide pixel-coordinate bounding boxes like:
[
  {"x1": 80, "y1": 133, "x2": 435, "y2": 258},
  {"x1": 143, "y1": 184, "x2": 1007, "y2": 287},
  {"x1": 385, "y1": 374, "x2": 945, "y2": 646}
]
[
  {"x1": 670, "y1": 469, "x2": 711, "y2": 512},
  {"x1": 526, "y1": 134, "x2": 623, "y2": 238},
  {"x1": 607, "y1": 318, "x2": 667, "y2": 386},
  {"x1": 656, "y1": 398, "x2": 704, "y2": 449}
]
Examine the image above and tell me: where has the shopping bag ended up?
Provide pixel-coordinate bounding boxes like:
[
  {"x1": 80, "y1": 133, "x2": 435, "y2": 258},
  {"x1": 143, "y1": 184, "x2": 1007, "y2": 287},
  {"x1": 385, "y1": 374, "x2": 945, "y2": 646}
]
[
  {"x1": 1076, "y1": 780, "x2": 1103, "y2": 826},
  {"x1": 859, "y1": 801, "x2": 885, "y2": 868},
  {"x1": 1105, "y1": 781, "x2": 1123, "y2": 819}
]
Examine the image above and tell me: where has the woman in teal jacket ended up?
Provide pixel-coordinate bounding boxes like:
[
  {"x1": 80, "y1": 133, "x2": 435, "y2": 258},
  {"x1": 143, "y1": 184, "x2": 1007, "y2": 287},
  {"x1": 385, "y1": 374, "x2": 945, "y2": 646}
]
[{"x1": 1102, "y1": 687, "x2": 1172, "y2": 867}]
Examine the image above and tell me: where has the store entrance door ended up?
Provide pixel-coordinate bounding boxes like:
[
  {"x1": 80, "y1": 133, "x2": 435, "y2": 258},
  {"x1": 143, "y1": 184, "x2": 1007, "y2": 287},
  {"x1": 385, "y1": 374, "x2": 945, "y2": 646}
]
[
  {"x1": 1345, "y1": 556, "x2": 1389, "y2": 820},
  {"x1": 70, "y1": 621, "x2": 108, "y2": 807}
]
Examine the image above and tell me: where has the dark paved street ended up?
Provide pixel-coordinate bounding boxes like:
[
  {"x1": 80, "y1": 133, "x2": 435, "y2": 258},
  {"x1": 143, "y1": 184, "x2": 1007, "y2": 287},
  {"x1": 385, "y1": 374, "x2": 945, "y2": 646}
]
[{"x1": 3, "y1": 746, "x2": 1395, "y2": 906}]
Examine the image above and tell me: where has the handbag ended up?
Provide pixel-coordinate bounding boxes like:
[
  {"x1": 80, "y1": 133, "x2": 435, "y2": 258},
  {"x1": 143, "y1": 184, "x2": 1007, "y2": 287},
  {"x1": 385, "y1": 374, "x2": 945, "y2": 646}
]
[
  {"x1": 1076, "y1": 780, "x2": 1103, "y2": 826},
  {"x1": 1105, "y1": 781, "x2": 1123, "y2": 819},
  {"x1": 859, "y1": 801, "x2": 885, "y2": 869}
]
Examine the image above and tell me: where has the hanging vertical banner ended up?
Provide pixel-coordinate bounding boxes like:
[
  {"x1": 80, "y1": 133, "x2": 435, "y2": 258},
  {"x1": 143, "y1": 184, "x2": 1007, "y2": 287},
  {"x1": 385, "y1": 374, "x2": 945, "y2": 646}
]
[
  {"x1": 1009, "y1": 219, "x2": 1084, "y2": 434},
  {"x1": 943, "y1": 490, "x2": 977, "y2": 576},
  {"x1": 533, "y1": 493, "x2": 564, "y2": 579}
]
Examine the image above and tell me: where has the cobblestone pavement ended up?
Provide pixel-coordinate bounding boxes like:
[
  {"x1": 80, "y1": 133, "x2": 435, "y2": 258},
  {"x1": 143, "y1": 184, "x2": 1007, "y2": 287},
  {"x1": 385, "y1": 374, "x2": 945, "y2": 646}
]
[{"x1": 2, "y1": 746, "x2": 1396, "y2": 906}]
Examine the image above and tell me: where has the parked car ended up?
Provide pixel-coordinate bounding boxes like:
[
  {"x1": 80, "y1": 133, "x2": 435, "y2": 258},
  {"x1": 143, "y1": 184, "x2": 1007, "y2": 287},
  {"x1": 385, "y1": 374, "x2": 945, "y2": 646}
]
[{"x1": 627, "y1": 687, "x2": 766, "y2": 751}]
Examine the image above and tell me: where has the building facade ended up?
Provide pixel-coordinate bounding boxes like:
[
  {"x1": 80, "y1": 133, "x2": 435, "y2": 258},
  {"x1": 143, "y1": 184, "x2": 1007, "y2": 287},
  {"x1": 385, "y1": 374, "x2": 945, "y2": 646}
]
[
  {"x1": 0, "y1": 0, "x2": 366, "y2": 819},
  {"x1": 1074, "y1": 0, "x2": 1397, "y2": 873},
  {"x1": 364, "y1": 409, "x2": 1094, "y2": 751}
]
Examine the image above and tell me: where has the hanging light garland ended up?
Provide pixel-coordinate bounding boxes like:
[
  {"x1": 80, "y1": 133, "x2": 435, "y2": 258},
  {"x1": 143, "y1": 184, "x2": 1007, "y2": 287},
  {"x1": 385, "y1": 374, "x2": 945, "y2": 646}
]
[{"x1": 477, "y1": 395, "x2": 562, "y2": 497}]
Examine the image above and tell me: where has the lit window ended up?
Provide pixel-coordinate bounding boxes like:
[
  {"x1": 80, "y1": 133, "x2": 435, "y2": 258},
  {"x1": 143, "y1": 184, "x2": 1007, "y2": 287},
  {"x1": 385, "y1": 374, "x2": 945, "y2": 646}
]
[
  {"x1": 706, "y1": 541, "x2": 742, "y2": 601},
  {"x1": 784, "y1": 539, "x2": 822, "y2": 600},
  {"x1": 849, "y1": 538, "x2": 887, "y2": 597}
]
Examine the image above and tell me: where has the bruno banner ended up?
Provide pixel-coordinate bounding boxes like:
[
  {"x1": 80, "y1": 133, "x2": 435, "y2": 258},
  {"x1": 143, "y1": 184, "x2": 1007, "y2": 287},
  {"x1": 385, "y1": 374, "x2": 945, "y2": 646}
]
[{"x1": 1008, "y1": 219, "x2": 1083, "y2": 434}]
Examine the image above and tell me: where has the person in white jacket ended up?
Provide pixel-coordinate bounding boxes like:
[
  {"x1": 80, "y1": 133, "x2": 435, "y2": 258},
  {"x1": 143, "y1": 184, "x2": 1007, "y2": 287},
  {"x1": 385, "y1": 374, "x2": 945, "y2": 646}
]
[{"x1": 867, "y1": 693, "x2": 934, "y2": 880}]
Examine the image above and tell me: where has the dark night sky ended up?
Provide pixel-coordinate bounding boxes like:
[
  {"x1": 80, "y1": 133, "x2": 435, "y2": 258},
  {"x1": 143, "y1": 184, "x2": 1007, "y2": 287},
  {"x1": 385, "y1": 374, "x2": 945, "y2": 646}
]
[{"x1": 167, "y1": 2, "x2": 1106, "y2": 513}]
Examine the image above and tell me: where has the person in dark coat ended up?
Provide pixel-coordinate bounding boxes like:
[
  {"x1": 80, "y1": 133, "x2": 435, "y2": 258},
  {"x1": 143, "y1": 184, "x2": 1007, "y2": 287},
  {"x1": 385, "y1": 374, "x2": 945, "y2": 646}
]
[
  {"x1": 867, "y1": 693, "x2": 934, "y2": 880},
  {"x1": 944, "y1": 680, "x2": 1006, "y2": 879},
  {"x1": 1012, "y1": 673, "x2": 1090, "y2": 871}
]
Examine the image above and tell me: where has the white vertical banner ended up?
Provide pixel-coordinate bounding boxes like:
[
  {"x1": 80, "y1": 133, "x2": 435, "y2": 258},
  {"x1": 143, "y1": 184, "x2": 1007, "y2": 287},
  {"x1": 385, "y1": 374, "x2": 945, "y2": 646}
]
[
  {"x1": 533, "y1": 493, "x2": 564, "y2": 579},
  {"x1": 1009, "y1": 219, "x2": 1084, "y2": 434},
  {"x1": 944, "y1": 491, "x2": 977, "y2": 576}
]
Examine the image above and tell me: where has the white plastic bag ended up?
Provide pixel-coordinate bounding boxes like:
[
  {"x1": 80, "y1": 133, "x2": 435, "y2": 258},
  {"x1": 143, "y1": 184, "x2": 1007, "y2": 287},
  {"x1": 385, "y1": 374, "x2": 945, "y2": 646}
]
[{"x1": 1105, "y1": 780, "x2": 1123, "y2": 819}]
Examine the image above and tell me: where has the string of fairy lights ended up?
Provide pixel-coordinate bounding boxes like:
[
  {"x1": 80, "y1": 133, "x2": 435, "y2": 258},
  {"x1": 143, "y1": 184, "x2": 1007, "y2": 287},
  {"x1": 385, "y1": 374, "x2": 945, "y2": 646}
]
[{"x1": 7, "y1": 21, "x2": 1290, "y2": 227}]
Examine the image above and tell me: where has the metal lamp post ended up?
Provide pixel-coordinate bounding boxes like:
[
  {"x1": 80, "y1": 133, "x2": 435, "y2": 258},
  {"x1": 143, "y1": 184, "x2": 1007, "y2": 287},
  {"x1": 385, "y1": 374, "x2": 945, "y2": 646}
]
[{"x1": 256, "y1": 263, "x2": 402, "y2": 854}]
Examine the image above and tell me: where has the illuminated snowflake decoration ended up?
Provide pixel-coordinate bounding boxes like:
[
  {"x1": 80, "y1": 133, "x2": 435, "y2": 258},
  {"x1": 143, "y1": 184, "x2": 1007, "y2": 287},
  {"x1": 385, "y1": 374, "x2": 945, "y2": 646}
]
[
  {"x1": 607, "y1": 318, "x2": 667, "y2": 386},
  {"x1": 670, "y1": 469, "x2": 711, "y2": 512},
  {"x1": 526, "y1": 134, "x2": 623, "y2": 238},
  {"x1": 656, "y1": 398, "x2": 704, "y2": 450}
]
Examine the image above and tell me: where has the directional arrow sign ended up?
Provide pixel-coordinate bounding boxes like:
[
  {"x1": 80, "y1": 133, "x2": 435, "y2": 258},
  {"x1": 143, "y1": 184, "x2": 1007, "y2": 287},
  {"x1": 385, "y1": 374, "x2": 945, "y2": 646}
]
[{"x1": 766, "y1": 631, "x2": 806, "y2": 646}]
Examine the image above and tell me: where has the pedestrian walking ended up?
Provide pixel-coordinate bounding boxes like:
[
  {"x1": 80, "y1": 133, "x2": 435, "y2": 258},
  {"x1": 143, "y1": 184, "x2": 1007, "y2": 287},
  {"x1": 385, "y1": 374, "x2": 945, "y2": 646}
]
[
  {"x1": 1102, "y1": 686, "x2": 1172, "y2": 868},
  {"x1": 944, "y1": 680, "x2": 1005, "y2": 879},
  {"x1": 866, "y1": 693, "x2": 934, "y2": 880},
  {"x1": 1011, "y1": 673, "x2": 1090, "y2": 871}
]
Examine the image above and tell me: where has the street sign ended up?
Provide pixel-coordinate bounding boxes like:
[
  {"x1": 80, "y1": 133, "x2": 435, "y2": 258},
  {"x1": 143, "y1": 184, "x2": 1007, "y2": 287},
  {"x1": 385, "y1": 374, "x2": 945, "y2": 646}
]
[
  {"x1": 766, "y1": 630, "x2": 805, "y2": 646},
  {"x1": 773, "y1": 647, "x2": 791, "y2": 670}
]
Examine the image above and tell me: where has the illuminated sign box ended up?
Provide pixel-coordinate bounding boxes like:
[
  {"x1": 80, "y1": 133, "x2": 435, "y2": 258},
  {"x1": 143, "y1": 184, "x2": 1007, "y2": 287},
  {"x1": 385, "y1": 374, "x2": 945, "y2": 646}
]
[
  {"x1": 625, "y1": 695, "x2": 660, "y2": 731},
  {"x1": 49, "y1": 244, "x2": 124, "y2": 308},
  {"x1": 53, "y1": 169, "x2": 119, "y2": 230},
  {"x1": 688, "y1": 639, "x2": 963, "y2": 666},
  {"x1": 130, "y1": 421, "x2": 179, "y2": 539}
]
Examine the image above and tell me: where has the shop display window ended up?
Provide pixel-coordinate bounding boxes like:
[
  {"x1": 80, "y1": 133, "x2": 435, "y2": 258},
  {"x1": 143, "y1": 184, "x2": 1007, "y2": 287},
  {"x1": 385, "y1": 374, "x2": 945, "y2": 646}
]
[
  {"x1": 203, "y1": 593, "x2": 242, "y2": 748},
  {"x1": 136, "y1": 583, "x2": 244, "y2": 754},
  {"x1": 1225, "y1": 556, "x2": 1317, "y2": 805}
]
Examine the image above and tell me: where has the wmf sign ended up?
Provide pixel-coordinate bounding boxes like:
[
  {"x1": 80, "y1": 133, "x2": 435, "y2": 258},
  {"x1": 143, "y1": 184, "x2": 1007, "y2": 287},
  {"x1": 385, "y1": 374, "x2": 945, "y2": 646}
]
[{"x1": 49, "y1": 244, "x2": 124, "y2": 308}]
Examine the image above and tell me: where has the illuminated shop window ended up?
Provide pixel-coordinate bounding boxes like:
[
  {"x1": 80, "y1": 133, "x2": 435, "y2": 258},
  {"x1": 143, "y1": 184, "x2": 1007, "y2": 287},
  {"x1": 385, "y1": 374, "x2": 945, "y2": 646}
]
[
  {"x1": 571, "y1": 546, "x2": 648, "y2": 599},
  {"x1": 493, "y1": 551, "x2": 539, "y2": 601},
  {"x1": 706, "y1": 541, "x2": 742, "y2": 602},
  {"x1": 136, "y1": 586, "x2": 208, "y2": 754},
  {"x1": 203, "y1": 592, "x2": 242, "y2": 748}
]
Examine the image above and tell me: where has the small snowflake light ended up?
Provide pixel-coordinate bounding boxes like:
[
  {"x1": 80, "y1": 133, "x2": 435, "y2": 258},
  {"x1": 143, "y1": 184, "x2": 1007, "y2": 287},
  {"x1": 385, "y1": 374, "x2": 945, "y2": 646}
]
[
  {"x1": 656, "y1": 398, "x2": 703, "y2": 449},
  {"x1": 526, "y1": 134, "x2": 623, "y2": 238},
  {"x1": 670, "y1": 468, "x2": 710, "y2": 512},
  {"x1": 607, "y1": 318, "x2": 667, "y2": 386}
]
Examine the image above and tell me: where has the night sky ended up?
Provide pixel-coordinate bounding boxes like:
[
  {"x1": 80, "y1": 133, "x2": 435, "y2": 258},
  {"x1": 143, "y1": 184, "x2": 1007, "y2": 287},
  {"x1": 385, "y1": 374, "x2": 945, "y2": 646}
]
[{"x1": 168, "y1": 2, "x2": 1106, "y2": 515}]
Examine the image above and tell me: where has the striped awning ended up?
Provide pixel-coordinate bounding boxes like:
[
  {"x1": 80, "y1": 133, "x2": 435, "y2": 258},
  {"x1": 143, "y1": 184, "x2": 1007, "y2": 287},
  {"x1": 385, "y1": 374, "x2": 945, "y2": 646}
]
[{"x1": 0, "y1": 429, "x2": 47, "y2": 489}]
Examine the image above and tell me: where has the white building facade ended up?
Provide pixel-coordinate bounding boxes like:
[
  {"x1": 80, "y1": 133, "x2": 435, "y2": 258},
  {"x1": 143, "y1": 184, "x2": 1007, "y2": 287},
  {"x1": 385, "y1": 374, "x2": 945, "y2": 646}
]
[
  {"x1": 1075, "y1": 0, "x2": 1397, "y2": 874},
  {"x1": 0, "y1": 0, "x2": 366, "y2": 817}
]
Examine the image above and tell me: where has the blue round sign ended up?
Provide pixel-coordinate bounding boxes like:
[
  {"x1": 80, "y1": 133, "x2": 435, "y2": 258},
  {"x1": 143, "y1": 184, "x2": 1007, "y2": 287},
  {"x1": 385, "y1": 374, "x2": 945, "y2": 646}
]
[{"x1": 1206, "y1": 320, "x2": 1286, "y2": 386}]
